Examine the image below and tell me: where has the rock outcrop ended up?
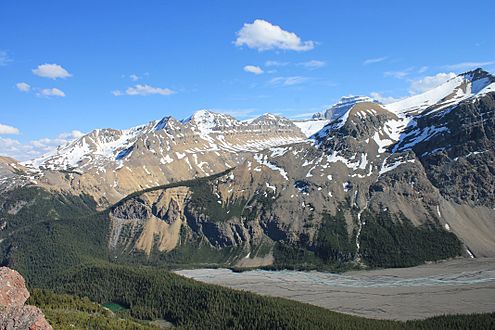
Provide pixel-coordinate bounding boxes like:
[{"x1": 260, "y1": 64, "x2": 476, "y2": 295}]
[{"x1": 0, "y1": 267, "x2": 52, "y2": 330}]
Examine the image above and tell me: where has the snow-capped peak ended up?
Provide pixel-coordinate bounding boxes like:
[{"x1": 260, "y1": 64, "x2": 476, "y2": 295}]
[
  {"x1": 182, "y1": 110, "x2": 240, "y2": 132},
  {"x1": 386, "y1": 68, "x2": 495, "y2": 114},
  {"x1": 324, "y1": 95, "x2": 380, "y2": 121}
]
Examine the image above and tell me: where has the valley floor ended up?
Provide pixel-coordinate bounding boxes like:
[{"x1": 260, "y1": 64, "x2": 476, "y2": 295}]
[{"x1": 176, "y1": 257, "x2": 495, "y2": 321}]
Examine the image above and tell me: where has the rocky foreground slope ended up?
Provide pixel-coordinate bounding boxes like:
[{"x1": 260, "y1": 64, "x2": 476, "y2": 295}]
[
  {"x1": 1, "y1": 68, "x2": 494, "y2": 270},
  {"x1": 0, "y1": 267, "x2": 52, "y2": 330}
]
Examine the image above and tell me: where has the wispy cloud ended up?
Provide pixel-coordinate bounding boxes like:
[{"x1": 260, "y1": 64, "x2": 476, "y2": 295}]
[
  {"x1": 269, "y1": 76, "x2": 310, "y2": 86},
  {"x1": 113, "y1": 84, "x2": 175, "y2": 96},
  {"x1": 384, "y1": 67, "x2": 415, "y2": 79},
  {"x1": 363, "y1": 56, "x2": 387, "y2": 65},
  {"x1": 235, "y1": 19, "x2": 315, "y2": 51},
  {"x1": 442, "y1": 61, "x2": 495, "y2": 71},
  {"x1": 369, "y1": 92, "x2": 403, "y2": 104},
  {"x1": 16, "y1": 82, "x2": 65, "y2": 97},
  {"x1": 409, "y1": 72, "x2": 456, "y2": 94},
  {"x1": 298, "y1": 60, "x2": 326, "y2": 69},
  {"x1": 0, "y1": 130, "x2": 84, "y2": 161},
  {"x1": 16, "y1": 82, "x2": 31, "y2": 92},
  {"x1": 265, "y1": 60, "x2": 289, "y2": 67},
  {"x1": 38, "y1": 88, "x2": 65, "y2": 97},
  {"x1": 0, "y1": 50, "x2": 12, "y2": 66},
  {"x1": 371, "y1": 71, "x2": 458, "y2": 104},
  {"x1": 32, "y1": 63, "x2": 72, "y2": 79},
  {"x1": 243, "y1": 65, "x2": 264, "y2": 74},
  {"x1": 384, "y1": 66, "x2": 434, "y2": 79},
  {"x1": 418, "y1": 66, "x2": 429, "y2": 73},
  {"x1": 0, "y1": 123, "x2": 20, "y2": 135}
]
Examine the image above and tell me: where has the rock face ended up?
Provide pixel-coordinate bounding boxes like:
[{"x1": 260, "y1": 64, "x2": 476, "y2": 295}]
[
  {"x1": 0, "y1": 267, "x2": 52, "y2": 330},
  {"x1": 0, "y1": 157, "x2": 30, "y2": 195}
]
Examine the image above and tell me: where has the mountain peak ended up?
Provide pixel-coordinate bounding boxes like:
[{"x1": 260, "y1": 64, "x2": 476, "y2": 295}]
[
  {"x1": 251, "y1": 113, "x2": 294, "y2": 126},
  {"x1": 182, "y1": 110, "x2": 240, "y2": 130},
  {"x1": 386, "y1": 68, "x2": 494, "y2": 114},
  {"x1": 460, "y1": 68, "x2": 494, "y2": 81},
  {"x1": 324, "y1": 95, "x2": 380, "y2": 121}
]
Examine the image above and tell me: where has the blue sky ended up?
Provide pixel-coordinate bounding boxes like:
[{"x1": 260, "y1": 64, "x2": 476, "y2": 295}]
[{"x1": 1, "y1": 0, "x2": 494, "y2": 160}]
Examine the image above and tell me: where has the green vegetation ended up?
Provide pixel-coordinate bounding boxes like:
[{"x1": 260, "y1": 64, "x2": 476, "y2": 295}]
[
  {"x1": 0, "y1": 183, "x2": 489, "y2": 329},
  {"x1": 188, "y1": 179, "x2": 246, "y2": 223},
  {"x1": 28, "y1": 262, "x2": 495, "y2": 330},
  {"x1": 406, "y1": 313, "x2": 495, "y2": 330},
  {"x1": 0, "y1": 186, "x2": 107, "y2": 287},
  {"x1": 28, "y1": 289, "x2": 160, "y2": 330},
  {"x1": 269, "y1": 210, "x2": 358, "y2": 271},
  {"x1": 359, "y1": 209, "x2": 462, "y2": 268},
  {"x1": 272, "y1": 241, "x2": 321, "y2": 268},
  {"x1": 315, "y1": 210, "x2": 356, "y2": 263}
]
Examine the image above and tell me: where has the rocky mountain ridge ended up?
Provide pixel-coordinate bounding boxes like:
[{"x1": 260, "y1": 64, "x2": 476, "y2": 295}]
[
  {"x1": 103, "y1": 69, "x2": 495, "y2": 267},
  {"x1": 15, "y1": 111, "x2": 307, "y2": 206},
  {"x1": 1, "y1": 68, "x2": 494, "y2": 270}
]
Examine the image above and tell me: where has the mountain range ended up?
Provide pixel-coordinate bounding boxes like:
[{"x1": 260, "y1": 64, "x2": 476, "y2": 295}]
[{"x1": 1, "y1": 68, "x2": 494, "y2": 270}]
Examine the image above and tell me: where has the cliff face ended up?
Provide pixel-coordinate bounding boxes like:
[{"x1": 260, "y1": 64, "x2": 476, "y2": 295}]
[{"x1": 0, "y1": 267, "x2": 52, "y2": 330}]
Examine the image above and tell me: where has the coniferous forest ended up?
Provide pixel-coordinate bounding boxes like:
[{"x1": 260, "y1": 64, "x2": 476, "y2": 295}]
[{"x1": 0, "y1": 186, "x2": 492, "y2": 329}]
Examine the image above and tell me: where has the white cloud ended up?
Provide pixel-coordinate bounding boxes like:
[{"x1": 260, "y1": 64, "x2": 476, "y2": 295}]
[
  {"x1": 369, "y1": 92, "x2": 403, "y2": 104},
  {"x1": 384, "y1": 68, "x2": 414, "y2": 79},
  {"x1": 124, "y1": 84, "x2": 175, "y2": 96},
  {"x1": 409, "y1": 72, "x2": 456, "y2": 94},
  {"x1": 370, "y1": 72, "x2": 458, "y2": 105},
  {"x1": 442, "y1": 61, "x2": 495, "y2": 71},
  {"x1": 30, "y1": 131, "x2": 83, "y2": 151},
  {"x1": 32, "y1": 63, "x2": 72, "y2": 79},
  {"x1": 0, "y1": 124, "x2": 20, "y2": 135},
  {"x1": 363, "y1": 57, "x2": 387, "y2": 65},
  {"x1": 269, "y1": 76, "x2": 309, "y2": 86},
  {"x1": 418, "y1": 66, "x2": 429, "y2": 73},
  {"x1": 0, "y1": 130, "x2": 84, "y2": 161},
  {"x1": 130, "y1": 74, "x2": 139, "y2": 81},
  {"x1": 299, "y1": 60, "x2": 326, "y2": 69},
  {"x1": 38, "y1": 88, "x2": 65, "y2": 97},
  {"x1": 16, "y1": 82, "x2": 31, "y2": 92},
  {"x1": 0, "y1": 50, "x2": 12, "y2": 66},
  {"x1": 243, "y1": 65, "x2": 264, "y2": 75},
  {"x1": 58, "y1": 130, "x2": 84, "y2": 139},
  {"x1": 235, "y1": 19, "x2": 314, "y2": 51},
  {"x1": 265, "y1": 60, "x2": 289, "y2": 67},
  {"x1": 111, "y1": 90, "x2": 123, "y2": 96}
]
